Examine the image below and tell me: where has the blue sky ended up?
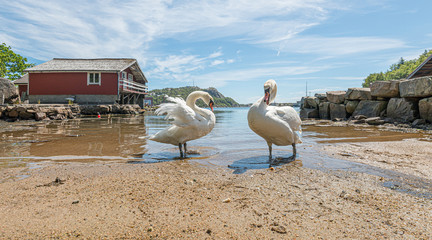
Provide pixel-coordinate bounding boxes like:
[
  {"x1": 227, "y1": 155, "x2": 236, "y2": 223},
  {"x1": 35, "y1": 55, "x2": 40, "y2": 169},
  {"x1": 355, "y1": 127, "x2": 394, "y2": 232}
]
[{"x1": 1, "y1": 0, "x2": 431, "y2": 104}]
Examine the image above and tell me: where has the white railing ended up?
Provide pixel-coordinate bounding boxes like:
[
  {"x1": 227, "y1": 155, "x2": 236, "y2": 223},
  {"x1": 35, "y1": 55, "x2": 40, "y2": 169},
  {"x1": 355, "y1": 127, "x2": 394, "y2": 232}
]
[{"x1": 119, "y1": 80, "x2": 148, "y2": 94}]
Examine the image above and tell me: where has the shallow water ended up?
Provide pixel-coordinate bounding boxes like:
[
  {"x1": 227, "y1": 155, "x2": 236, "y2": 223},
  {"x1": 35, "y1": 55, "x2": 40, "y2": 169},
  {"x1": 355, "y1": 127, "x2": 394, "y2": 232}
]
[{"x1": 1, "y1": 108, "x2": 431, "y2": 198}]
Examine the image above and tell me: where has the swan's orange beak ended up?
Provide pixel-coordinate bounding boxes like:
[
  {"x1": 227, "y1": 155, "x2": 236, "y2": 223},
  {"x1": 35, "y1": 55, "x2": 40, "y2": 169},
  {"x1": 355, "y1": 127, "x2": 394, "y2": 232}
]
[
  {"x1": 264, "y1": 89, "x2": 270, "y2": 105},
  {"x1": 209, "y1": 99, "x2": 214, "y2": 112}
]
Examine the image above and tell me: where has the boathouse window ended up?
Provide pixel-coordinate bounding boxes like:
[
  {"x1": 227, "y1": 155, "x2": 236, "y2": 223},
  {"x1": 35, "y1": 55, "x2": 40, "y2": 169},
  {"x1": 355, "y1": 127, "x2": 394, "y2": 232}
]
[
  {"x1": 121, "y1": 71, "x2": 127, "y2": 79},
  {"x1": 128, "y1": 73, "x2": 133, "y2": 81},
  {"x1": 88, "y1": 72, "x2": 101, "y2": 85}
]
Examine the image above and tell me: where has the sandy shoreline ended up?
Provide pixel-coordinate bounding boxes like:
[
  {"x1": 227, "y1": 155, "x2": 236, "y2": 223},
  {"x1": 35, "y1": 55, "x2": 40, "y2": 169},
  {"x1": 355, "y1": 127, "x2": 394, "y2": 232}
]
[{"x1": 1, "y1": 138, "x2": 432, "y2": 239}]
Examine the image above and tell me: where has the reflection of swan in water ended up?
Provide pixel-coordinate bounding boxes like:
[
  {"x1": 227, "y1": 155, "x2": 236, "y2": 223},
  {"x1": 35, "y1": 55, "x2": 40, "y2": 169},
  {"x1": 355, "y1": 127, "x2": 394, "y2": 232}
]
[
  {"x1": 247, "y1": 79, "x2": 302, "y2": 164},
  {"x1": 149, "y1": 91, "x2": 216, "y2": 158}
]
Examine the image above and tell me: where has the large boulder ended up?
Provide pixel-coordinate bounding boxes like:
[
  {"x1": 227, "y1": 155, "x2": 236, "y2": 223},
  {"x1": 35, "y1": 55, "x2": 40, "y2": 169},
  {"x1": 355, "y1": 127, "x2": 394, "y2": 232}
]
[
  {"x1": 387, "y1": 98, "x2": 419, "y2": 123},
  {"x1": 0, "y1": 106, "x2": 6, "y2": 118},
  {"x1": 19, "y1": 111, "x2": 34, "y2": 120},
  {"x1": 419, "y1": 97, "x2": 432, "y2": 123},
  {"x1": 0, "y1": 77, "x2": 20, "y2": 104},
  {"x1": 399, "y1": 77, "x2": 432, "y2": 98},
  {"x1": 352, "y1": 100, "x2": 388, "y2": 118},
  {"x1": 314, "y1": 93, "x2": 327, "y2": 104},
  {"x1": 300, "y1": 108, "x2": 319, "y2": 119},
  {"x1": 370, "y1": 80, "x2": 400, "y2": 98},
  {"x1": 303, "y1": 96, "x2": 318, "y2": 109},
  {"x1": 345, "y1": 100, "x2": 360, "y2": 114},
  {"x1": 326, "y1": 91, "x2": 346, "y2": 104},
  {"x1": 345, "y1": 88, "x2": 371, "y2": 100},
  {"x1": 319, "y1": 102, "x2": 330, "y2": 119},
  {"x1": 329, "y1": 103, "x2": 347, "y2": 120}
]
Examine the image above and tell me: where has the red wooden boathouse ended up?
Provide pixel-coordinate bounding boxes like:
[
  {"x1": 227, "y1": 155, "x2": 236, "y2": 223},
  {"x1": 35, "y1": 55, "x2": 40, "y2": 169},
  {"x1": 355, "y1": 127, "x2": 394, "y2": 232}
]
[{"x1": 24, "y1": 58, "x2": 148, "y2": 106}]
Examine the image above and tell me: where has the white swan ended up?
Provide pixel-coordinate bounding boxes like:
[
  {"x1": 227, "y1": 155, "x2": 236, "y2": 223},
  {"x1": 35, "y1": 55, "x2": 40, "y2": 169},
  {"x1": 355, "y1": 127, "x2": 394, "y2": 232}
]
[
  {"x1": 247, "y1": 79, "x2": 302, "y2": 163},
  {"x1": 149, "y1": 91, "x2": 216, "y2": 158}
]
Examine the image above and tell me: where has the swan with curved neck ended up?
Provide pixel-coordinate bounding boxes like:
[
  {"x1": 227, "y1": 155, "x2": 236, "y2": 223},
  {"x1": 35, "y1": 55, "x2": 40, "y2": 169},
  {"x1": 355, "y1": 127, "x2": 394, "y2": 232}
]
[
  {"x1": 149, "y1": 91, "x2": 215, "y2": 158},
  {"x1": 248, "y1": 79, "x2": 302, "y2": 164}
]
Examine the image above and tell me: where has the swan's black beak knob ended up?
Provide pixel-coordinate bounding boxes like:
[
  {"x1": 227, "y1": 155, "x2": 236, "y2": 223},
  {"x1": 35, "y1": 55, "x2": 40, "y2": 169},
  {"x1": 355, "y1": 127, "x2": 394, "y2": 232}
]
[
  {"x1": 264, "y1": 88, "x2": 270, "y2": 105},
  {"x1": 209, "y1": 99, "x2": 214, "y2": 112}
]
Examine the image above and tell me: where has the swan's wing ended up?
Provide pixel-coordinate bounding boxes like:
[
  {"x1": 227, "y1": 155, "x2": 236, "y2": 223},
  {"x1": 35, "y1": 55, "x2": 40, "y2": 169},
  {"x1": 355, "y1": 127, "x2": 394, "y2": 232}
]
[
  {"x1": 155, "y1": 97, "x2": 204, "y2": 127},
  {"x1": 273, "y1": 106, "x2": 303, "y2": 143},
  {"x1": 272, "y1": 106, "x2": 302, "y2": 132}
]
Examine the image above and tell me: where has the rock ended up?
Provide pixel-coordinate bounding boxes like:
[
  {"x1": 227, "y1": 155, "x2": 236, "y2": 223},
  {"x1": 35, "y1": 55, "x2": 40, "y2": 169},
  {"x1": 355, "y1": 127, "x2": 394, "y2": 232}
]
[
  {"x1": 345, "y1": 88, "x2": 371, "y2": 100},
  {"x1": 326, "y1": 91, "x2": 346, "y2": 104},
  {"x1": 19, "y1": 111, "x2": 34, "y2": 120},
  {"x1": 303, "y1": 97, "x2": 318, "y2": 109},
  {"x1": 8, "y1": 109, "x2": 19, "y2": 118},
  {"x1": 353, "y1": 115, "x2": 367, "y2": 120},
  {"x1": 412, "y1": 119, "x2": 426, "y2": 127},
  {"x1": 329, "y1": 103, "x2": 347, "y2": 120},
  {"x1": 300, "y1": 108, "x2": 319, "y2": 119},
  {"x1": 352, "y1": 119, "x2": 366, "y2": 124},
  {"x1": 399, "y1": 76, "x2": 432, "y2": 98},
  {"x1": 98, "y1": 105, "x2": 110, "y2": 114},
  {"x1": 365, "y1": 117, "x2": 386, "y2": 125},
  {"x1": 0, "y1": 77, "x2": 20, "y2": 104},
  {"x1": 419, "y1": 97, "x2": 432, "y2": 123},
  {"x1": 271, "y1": 225, "x2": 287, "y2": 234},
  {"x1": 319, "y1": 102, "x2": 330, "y2": 119},
  {"x1": 352, "y1": 100, "x2": 388, "y2": 118},
  {"x1": 35, "y1": 112, "x2": 46, "y2": 121},
  {"x1": 16, "y1": 106, "x2": 26, "y2": 113},
  {"x1": 370, "y1": 80, "x2": 400, "y2": 98},
  {"x1": 314, "y1": 93, "x2": 327, "y2": 101},
  {"x1": 345, "y1": 101, "x2": 359, "y2": 114},
  {"x1": 387, "y1": 98, "x2": 419, "y2": 123}
]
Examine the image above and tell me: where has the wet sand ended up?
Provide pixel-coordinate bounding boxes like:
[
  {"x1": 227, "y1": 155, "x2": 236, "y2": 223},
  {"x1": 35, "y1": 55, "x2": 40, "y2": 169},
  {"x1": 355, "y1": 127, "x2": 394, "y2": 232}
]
[
  {"x1": 1, "y1": 148, "x2": 431, "y2": 238},
  {"x1": 1, "y1": 118, "x2": 432, "y2": 238}
]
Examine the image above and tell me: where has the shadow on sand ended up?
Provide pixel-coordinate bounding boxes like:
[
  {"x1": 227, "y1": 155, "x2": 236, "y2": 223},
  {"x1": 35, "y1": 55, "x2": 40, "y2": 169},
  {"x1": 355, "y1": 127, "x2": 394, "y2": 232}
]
[{"x1": 228, "y1": 155, "x2": 297, "y2": 174}]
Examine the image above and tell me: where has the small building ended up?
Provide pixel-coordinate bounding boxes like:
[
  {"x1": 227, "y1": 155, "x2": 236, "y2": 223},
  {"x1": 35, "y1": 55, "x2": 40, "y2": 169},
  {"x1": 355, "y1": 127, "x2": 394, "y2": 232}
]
[
  {"x1": 407, "y1": 53, "x2": 432, "y2": 79},
  {"x1": 13, "y1": 73, "x2": 29, "y2": 99},
  {"x1": 24, "y1": 58, "x2": 148, "y2": 106}
]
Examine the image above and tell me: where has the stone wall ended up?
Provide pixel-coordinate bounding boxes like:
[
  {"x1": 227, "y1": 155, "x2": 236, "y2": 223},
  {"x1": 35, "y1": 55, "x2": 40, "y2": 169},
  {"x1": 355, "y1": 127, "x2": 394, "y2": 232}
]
[
  {"x1": 0, "y1": 104, "x2": 142, "y2": 122},
  {"x1": 300, "y1": 76, "x2": 432, "y2": 126}
]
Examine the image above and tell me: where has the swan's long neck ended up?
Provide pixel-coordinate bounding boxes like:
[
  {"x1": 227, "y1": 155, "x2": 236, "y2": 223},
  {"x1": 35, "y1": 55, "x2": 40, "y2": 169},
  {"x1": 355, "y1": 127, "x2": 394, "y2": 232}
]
[
  {"x1": 260, "y1": 83, "x2": 277, "y2": 106},
  {"x1": 186, "y1": 91, "x2": 211, "y2": 118},
  {"x1": 186, "y1": 91, "x2": 204, "y2": 109},
  {"x1": 269, "y1": 83, "x2": 277, "y2": 104}
]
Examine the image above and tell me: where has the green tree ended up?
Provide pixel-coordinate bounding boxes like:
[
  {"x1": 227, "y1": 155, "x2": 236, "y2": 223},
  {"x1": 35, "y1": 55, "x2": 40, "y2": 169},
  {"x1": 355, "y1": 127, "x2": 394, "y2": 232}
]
[
  {"x1": 362, "y1": 49, "x2": 432, "y2": 87},
  {"x1": 0, "y1": 43, "x2": 35, "y2": 80}
]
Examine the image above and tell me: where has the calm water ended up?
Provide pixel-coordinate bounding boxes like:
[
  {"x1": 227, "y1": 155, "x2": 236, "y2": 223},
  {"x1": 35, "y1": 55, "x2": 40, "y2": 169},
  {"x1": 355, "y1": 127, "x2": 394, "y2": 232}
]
[{"x1": 1, "y1": 107, "x2": 431, "y2": 198}]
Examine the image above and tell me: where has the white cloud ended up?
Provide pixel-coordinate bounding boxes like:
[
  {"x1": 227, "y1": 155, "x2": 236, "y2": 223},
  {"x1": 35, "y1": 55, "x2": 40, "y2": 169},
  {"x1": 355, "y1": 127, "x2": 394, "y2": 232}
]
[
  {"x1": 210, "y1": 60, "x2": 225, "y2": 66},
  {"x1": 208, "y1": 51, "x2": 223, "y2": 58},
  {"x1": 0, "y1": 0, "x2": 349, "y2": 62}
]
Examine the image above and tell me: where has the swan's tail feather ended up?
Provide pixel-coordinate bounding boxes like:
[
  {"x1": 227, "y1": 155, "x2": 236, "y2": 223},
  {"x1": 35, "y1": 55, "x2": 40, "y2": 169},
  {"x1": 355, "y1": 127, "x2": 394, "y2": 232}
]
[{"x1": 294, "y1": 130, "x2": 302, "y2": 144}]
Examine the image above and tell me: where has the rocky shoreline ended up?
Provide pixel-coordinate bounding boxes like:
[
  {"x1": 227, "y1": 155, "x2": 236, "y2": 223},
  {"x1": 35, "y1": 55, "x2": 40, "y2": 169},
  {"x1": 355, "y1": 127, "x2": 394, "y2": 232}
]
[
  {"x1": 300, "y1": 76, "x2": 432, "y2": 129},
  {"x1": 0, "y1": 104, "x2": 144, "y2": 122}
]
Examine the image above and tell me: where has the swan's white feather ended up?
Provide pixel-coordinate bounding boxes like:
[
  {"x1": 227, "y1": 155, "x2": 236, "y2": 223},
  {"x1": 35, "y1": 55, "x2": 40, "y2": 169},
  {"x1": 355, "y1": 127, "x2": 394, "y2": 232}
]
[
  {"x1": 155, "y1": 96, "x2": 204, "y2": 127},
  {"x1": 248, "y1": 80, "x2": 302, "y2": 147},
  {"x1": 149, "y1": 92, "x2": 216, "y2": 146}
]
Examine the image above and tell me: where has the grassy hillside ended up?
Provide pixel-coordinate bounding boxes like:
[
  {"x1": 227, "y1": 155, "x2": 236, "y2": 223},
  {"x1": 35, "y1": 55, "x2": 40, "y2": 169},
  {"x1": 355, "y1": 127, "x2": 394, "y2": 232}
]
[{"x1": 149, "y1": 86, "x2": 240, "y2": 107}]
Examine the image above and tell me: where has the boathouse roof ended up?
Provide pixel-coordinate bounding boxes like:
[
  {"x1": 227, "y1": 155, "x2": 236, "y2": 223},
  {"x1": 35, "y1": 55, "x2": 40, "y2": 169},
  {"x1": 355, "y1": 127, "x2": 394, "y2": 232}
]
[
  {"x1": 25, "y1": 58, "x2": 147, "y2": 83},
  {"x1": 407, "y1": 54, "x2": 432, "y2": 79}
]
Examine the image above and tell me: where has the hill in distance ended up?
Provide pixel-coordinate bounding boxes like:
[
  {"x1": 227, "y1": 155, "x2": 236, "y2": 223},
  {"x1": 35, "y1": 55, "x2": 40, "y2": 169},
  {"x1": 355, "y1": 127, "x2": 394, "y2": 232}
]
[{"x1": 149, "y1": 86, "x2": 240, "y2": 107}]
